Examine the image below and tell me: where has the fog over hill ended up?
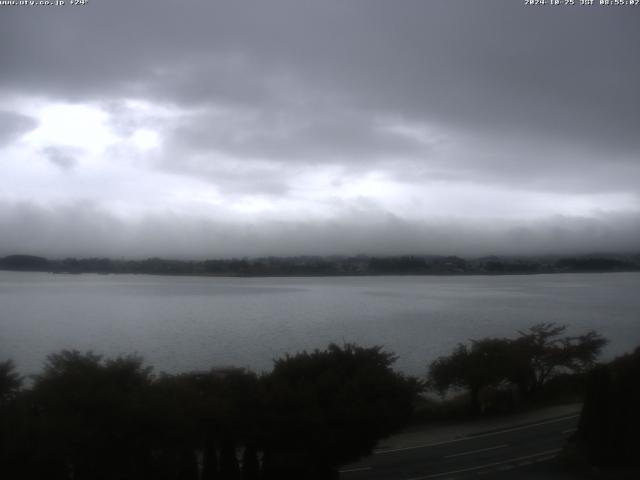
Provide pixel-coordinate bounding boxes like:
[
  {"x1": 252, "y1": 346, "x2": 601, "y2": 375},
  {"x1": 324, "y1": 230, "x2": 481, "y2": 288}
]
[{"x1": 1, "y1": 1, "x2": 639, "y2": 258}]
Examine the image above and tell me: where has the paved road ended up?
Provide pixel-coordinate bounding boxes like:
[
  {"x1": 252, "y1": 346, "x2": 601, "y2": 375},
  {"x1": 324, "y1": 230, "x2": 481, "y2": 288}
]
[{"x1": 339, "y1": 414, "x2": 579, "y2": 479}]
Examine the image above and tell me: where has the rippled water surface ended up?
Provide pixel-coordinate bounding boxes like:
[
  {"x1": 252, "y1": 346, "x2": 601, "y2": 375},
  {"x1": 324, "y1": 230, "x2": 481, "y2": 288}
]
[{"x1": 1, "y1": 271, "x2": 639, "y2": 376}]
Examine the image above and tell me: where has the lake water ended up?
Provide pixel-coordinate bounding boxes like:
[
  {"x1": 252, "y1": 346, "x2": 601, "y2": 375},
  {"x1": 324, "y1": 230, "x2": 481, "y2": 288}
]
[{"x1": 1, "y1": 271, "x2": 639, "y2": 377}]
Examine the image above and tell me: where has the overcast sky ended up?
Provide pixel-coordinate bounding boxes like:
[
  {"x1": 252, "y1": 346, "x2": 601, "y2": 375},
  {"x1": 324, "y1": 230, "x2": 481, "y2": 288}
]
[{"x1": 1, "y1": 0, "x2": 639, "y2": 258}]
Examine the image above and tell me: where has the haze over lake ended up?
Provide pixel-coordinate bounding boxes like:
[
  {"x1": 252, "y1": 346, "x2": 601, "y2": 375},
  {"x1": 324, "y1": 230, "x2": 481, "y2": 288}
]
[{"x1": 1, "y1": 270, "x2": 639, "y2": 377}]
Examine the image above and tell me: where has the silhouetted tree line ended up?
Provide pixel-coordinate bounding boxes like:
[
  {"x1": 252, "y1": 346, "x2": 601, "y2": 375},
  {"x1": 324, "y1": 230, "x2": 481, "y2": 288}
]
[
  {"x1": 427, "y1": 323, "x2": 608, "y2": 415},
  {"x1": 1, "y1": 253, "x2": 639, "y2": 276},
  {"x1": 0, "y1": 344, "x2": 422, "y2": 480},
  {"x1": 483, "y1": 260, "x2": 540, "y2": 273},
  {"x1": 555, "y1": 257, "x2": 636, "y2": 272},
  {"x1": 575, "y1": 346, "x2": 640, "y2": 470}
]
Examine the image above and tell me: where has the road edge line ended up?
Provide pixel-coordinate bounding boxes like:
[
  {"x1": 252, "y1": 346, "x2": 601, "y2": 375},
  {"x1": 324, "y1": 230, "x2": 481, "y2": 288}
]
[
  {"x1": 406, "y1": 448, "x2": 561, "y2": 480},
  {"x1": 374, "y1": 414, "x2": 579, "y2": 455}
]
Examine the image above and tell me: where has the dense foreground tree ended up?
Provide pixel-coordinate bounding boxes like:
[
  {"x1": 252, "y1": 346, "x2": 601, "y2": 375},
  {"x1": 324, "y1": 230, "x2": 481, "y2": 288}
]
[
  {"x1": 575, "y1": 346, "x2": 640, "y2": 470},
  {"x1": 0, "y1": 359, "x2": 22, "y2": 404},
  {"x1": 260, "y1": 344, "x2": 423, "y2": 479},
  {"x1": 24, "y1": 351, "x2": 155, "y2": 480},
  {"x1": 0, "y1": 344, "x2": 422, "y2": 480},
  {"x1": 427, "y1": 338, "x2": 513, "y2": 414},
  {"x1": 0, "y1": 359, "x2": 24, "y2": 476},
  {"x1": 509, "y1": 323, "x2": 607, "y2": 396},
  {"x1": 427, "y1": 323, "x2": 607, "y2": 414}
]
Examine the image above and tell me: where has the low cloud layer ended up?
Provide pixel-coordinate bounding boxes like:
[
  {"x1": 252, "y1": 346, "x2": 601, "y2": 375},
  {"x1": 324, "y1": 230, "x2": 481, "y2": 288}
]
[
  {"x1": 1, "y1": 200, "x2": 638, "y2": 259},
  {"x1": 0, "y1": 1, "x2": 638, "y2": 257}
]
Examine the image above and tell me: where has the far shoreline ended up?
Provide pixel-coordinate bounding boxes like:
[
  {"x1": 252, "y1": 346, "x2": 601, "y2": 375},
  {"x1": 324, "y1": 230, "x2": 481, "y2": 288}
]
[
  {"x1": 1, "y1": 252, "x2": 638, "y2": 279},
  {"x1": 2, "y1": 268, "x2": 639, "y2": 280}
]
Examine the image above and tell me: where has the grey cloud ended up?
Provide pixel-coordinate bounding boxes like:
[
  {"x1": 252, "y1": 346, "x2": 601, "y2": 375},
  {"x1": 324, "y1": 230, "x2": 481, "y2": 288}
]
[
  {"x1": 3, "y1": 1, "x2": 638, "y2": 154},
  {"x1": 1, "y1": 201, "x2": 638, "y2": 259},
  {"x1": 0, "y1": 201, "x2": 126, "y2": 258},
  {"x1": 145, "y1": 55, "x2": 291, "y2": 110},
  {"x1": 166, "y1": 107, "x2": 431, "y2": 164},
  {"x1": 160, "y1": 154, "x2": 291, "y2": 197},
  {"x1": 391, "y1": 133, "x2": 640, "y2": 195},
  {"x1": 151, "y1": 102, "x2": 433, "y2": 195},
  {"x1": 0, "y1": 111, "x2": 38, "y2": 146},
  {"x1": 41, "y1": 146, "x2": 80, "y2": 170}
]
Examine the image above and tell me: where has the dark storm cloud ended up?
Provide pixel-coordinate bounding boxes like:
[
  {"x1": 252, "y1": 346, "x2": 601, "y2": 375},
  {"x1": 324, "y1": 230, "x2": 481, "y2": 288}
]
[
  {"x1": 3, "y1": 1, "x2": 638, "y2": 164},
  {"x1": 0, "y1": 111, "x2": 37, "y2": 146}
]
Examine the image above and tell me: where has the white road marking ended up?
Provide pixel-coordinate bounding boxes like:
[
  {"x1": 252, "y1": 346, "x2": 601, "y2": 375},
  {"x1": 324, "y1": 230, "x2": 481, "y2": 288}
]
[
  {"x1": 339, "y1": 466, "x2": 372, "y2": 473},
  {"x1": 405, "y1": 448, "x2": 561, "y2": 480},
  {"x1": 444, "y1": 444, "x2": 508, "y2": 459},
  {"x1": 375, "y1": 414, "x2": 579, "y2": 455}
]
